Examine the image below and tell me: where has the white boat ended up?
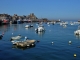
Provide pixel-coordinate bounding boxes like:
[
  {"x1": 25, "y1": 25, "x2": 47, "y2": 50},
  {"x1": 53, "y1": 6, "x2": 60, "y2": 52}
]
[
  {"x1": 70, "y1": 23, "x2": 74, "y2": 25},
  {"x1": 30, "y1": 24, "x2": 33, "y2": 27},
  {"x1": 74, "y1": 26, "x2": 80, "y2": 35},
  {"x1": 11, "y1": 40, "x2": 20, "y2": 45},
  {"x1": 11, "y1": 35, "x2": 22, "y2": 40},
  {"x1": 60, "y1": 22, "x2": 68, "y2": 25},
  {"x1": 47, "y1": 22, "x2": 50, "y2": 25},
  {"x1": 62, "y1": 24, "x2": 67, "y2": 27},
  {"x1": 51, "y1": 22, "x2": 56, "y2": 25},
  {"x1": 25, "y1": 25, "x2": 30, "y2": 28},
  {"x1": 11, "y1": 36, "x2": 28, "y2": 44},
  {"x1": 25, "y1": 25, "x2": 33, "y2": 28},
  {"x1": 70, "y1": 22, "x2": 74, "y2": 25},
  {"x1": 35, "y1": 25, "x2": 45, "y2": 32}
]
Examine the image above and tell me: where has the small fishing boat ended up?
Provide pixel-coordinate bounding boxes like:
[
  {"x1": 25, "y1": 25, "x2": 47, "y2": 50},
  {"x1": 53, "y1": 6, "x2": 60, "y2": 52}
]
[
  {"x1": 25, "y1": 24, "x2": 33, "y2": 28},
  {"x1": 30, "y1": 24, "x2": 33, "y2": 27},
  {"x1": 11, "y1": 34, "x2": 22, "y2": 40},
  {"x1": 60, "y1": 21, "x2": 68, "y2": 25},
  {"x1": 35, "y1": 25, "x2": 45, "y2": 32},
  {"x1": 2, "y1": 19, "x2": 9, "y2": 24},
  {"x1": 70, "y1": 22, "x2": 74, "y2": 25},
  {"x1": 25, "y1": 25, "x2": 30, "y2": 28},
  {"x1": 17, "y1": 20, "x2": 21, "y2": 24},
  {"x1": 47, "y1": 22, "x2": 50, "y2": 25},
  {"x1": 11, "y1": 36, "x2": 28, "y2": 44},
  {"x1": 74, "y1": 26, "x2": 80, "y2": 35},
  {"x1": 62, "y1": 24, "x2": 67, "y2": 27},
  {"x1": 11, "y1": 39, "x2": 36, "y2": 47}
]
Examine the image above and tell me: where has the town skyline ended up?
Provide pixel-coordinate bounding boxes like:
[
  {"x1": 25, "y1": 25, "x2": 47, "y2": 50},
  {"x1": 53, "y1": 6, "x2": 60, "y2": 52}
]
[{"x1": 0, "y1": 0, "x2": 80, "y2": 20}]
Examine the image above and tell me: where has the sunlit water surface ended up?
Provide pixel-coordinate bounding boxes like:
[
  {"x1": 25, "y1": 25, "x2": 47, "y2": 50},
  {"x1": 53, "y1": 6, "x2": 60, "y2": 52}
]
[{"x1": 0, "y1": 20, "x2": 80, "y2": 60}]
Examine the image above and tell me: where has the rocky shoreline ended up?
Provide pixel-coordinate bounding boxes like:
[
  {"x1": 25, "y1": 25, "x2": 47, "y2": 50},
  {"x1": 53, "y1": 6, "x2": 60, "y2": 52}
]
[{"x1": 0, "y1": 13, "x2": 61, "y2": 25}]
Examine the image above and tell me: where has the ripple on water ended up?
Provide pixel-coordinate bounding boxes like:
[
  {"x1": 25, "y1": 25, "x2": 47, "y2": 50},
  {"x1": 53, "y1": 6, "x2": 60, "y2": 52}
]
[{"x1": 0, "y1": 23, "x2": 80, "y2": 60}]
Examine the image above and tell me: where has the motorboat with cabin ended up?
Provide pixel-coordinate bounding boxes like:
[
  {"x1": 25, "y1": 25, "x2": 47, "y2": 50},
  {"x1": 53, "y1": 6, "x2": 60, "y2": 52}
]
[
  {"x1": 74, "y1": 26, "x2": 80, "y2": 35},
  {"x1": 35, "y1": 25, "x2": 45, "y2": 32}
]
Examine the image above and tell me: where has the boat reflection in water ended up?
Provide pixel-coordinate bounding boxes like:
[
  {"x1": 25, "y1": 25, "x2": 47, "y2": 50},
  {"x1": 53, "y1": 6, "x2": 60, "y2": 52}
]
[
  {"x1": 25, "y1": 28, "x2": 29, "y2": 30},
  {"x1": 75, "y1": 34, "x2": 80, "y2": 39},
  {"x1": 12, "y1": 44, "x2": 36, "y2": 50},
  {"x1": 36, "y1": 31, "x2": 45, "y2": 37},
  {"x1": 0, "y1": 37, "x2": 2, "y2": 40}
]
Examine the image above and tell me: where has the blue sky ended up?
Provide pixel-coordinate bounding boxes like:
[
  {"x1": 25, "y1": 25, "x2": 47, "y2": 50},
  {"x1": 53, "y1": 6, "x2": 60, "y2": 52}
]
[{"x1": 0, "y1": 0, "x2": 80, "y2": 20}]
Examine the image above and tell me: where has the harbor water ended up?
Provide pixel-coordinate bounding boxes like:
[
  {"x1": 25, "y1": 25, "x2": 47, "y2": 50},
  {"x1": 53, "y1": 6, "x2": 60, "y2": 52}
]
[{"x1": 0, "y1": 20, "x2": 80, "y2": 60}]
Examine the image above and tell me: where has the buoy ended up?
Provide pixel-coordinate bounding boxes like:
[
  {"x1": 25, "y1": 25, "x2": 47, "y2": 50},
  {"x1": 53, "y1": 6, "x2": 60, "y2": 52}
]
[
  {"x1": 27, "y1": 45, "x2": 30, "y2": 47},
  {"x1": 25, "y1": 36, "x2": 27, "y2": 40},
  {"x1": 74, "y1": 54, "x2": 76, "y2": 57},
  {"x1": 52, "y1": 42, "x2": 54, "y2": 44},
  {"x1": 32, "y1": 44, "x2": 34, "y2": 46},
  {"x1": 69, "y1": 41, "x2": 71, "y2": 44}
]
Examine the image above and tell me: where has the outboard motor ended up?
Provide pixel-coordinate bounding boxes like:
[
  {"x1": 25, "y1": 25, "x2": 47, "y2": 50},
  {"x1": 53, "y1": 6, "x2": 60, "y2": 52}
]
[
  {"x1": 24, "y1": 36, "x2": 28, "y2": 40},
  {"x1": 35, "y1": 28, "x2": 38, "y2": 32}
]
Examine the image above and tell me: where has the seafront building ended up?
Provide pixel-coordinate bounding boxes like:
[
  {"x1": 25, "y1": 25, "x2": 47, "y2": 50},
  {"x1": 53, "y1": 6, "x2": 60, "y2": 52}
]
[{"x1": 0, "y1": 13, "x2": 61, "y2": 25}]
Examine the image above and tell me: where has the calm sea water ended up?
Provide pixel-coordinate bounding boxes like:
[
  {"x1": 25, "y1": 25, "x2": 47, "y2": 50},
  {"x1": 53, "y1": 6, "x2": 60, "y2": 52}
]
[{"x1": 0, "y1": 20, "x2": 80, "y2": 60}]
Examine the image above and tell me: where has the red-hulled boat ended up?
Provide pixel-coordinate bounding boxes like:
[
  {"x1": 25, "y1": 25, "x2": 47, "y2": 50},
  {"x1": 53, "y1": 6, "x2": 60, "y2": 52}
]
[{"x1": 2, "y1": 19, "x2": 9, "y2": 24}]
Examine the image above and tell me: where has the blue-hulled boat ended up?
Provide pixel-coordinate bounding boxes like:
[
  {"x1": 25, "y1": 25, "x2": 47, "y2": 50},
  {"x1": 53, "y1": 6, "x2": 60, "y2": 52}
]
[{"x1": 17, "y1": 20, "x2": 21, "y2": 24}]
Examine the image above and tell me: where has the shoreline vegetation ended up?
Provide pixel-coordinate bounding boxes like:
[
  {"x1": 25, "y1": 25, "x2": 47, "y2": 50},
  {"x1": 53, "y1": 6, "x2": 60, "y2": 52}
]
[{"x1": 0, "y1": 13, "x2": 61, "y2": 25}]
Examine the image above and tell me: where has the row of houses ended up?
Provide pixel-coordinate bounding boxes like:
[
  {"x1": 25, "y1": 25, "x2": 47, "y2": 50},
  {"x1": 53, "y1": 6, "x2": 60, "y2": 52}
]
[
  {"x1": 0, "y1": 13, "x2": 38, "y2": 25},
  {"x1": 0, "y1": 13, "x2": 38, "y2": 20},
  {"x1": 0, "y1": 13, "x2": 61, "y2": 25}
]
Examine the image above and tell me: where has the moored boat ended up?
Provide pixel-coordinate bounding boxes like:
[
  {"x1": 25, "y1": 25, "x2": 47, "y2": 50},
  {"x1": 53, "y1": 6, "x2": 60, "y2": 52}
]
[
  {"x1": 11, "y1": 34, "x2": 22, "y2": 40},
  {"x1": 2, "y1": 19, "x2": 9, "y2": 24},
  {"x1": 74, "y1": 26, "x2": 80, "y2": 35},
  {"x1": 25, "y1": 24, "x2": 33, "y2": 28},
  {"x1": 25, "y1": 25, "x2": 30, "y2": 28},
  {"x1": 35, "y1": 25, "x2": 45, "y2": 32},
  {"x1": 11, "y1": 39, "x2": 36, "y2": 47}
]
